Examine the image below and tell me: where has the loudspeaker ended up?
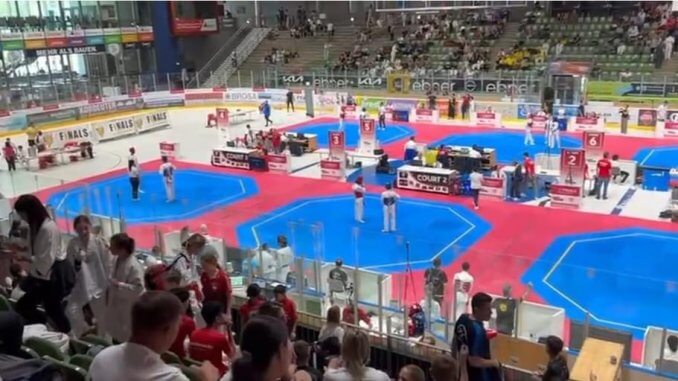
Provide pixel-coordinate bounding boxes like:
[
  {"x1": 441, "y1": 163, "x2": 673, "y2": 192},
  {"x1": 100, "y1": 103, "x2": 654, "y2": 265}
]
[{"x1": 373, "y1": 149, "x2": 384, "y2": 155}]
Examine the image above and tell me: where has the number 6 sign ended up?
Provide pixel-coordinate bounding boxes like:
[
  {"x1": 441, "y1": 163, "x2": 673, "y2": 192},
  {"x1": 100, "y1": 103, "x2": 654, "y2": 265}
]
[{"x1": 583, "y1": 131, "x2": 605, "y2": 158}]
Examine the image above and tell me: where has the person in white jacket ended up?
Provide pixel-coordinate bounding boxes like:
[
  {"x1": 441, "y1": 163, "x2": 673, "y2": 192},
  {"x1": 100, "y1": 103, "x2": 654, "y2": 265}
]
[
  {"x1": 65, "y1": 215, "x2": 113, "y2": 337},
  {"x1": 105, "y1": 233, "x2": 144, "y2": 342},
  {"x1": 381, "y1": 183, "x2": 400, "y2": 232}
]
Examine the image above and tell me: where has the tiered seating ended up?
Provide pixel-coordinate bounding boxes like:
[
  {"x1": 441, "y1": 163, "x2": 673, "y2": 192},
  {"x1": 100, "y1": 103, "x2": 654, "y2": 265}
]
[{"x1": 518, "y1": 11, "x2": 667, "y2": 78}]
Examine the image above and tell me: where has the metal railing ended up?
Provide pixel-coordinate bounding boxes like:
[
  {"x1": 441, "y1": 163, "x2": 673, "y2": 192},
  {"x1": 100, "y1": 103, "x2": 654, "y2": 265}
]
[
  {"x1": 204, "y1": 27, "x2": 272, "y2": 88},
  {"x1": 186, "y1": 23, "x2": 252, "y2": 88}
]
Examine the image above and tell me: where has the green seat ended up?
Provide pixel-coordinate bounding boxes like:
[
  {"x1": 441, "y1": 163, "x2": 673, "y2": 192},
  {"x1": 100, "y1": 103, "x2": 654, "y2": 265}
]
[
  {"x1": 68, "y1": 354, "x2": 93, "y2": 371},
  {"x1": 69, "y1": 338, "x2": 94, "y2": 355},
  {"x1": 0, "y1": 294, "x2": 12, "y2": 311},
  {"x1": 81, "y1": 334, "x2": 112, "y2": 347},
  {"x1": 44, "y1": 356, "x2": 87, "y2": 381},
  {"x1": 24, "y1": 337, "x2": 67, "y2": 362},
  {"x1": 162, "y1": 351, "x2": 182, "y2": 365}
]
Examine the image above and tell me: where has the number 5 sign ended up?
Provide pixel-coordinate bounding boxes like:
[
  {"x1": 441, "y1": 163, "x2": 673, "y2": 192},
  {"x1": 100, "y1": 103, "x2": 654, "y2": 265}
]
[{"x1": 583, "y1": 131, "x2": 605, "y2": 158}]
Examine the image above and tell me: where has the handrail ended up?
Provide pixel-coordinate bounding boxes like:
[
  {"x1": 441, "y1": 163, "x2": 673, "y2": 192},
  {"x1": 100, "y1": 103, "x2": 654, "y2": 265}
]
[
  {"x1": 187, "y1": 23, "x2": 251, "y2": 88},
  {"x1": 205, "y1": 27, "x2": 271, "y2": 87}
]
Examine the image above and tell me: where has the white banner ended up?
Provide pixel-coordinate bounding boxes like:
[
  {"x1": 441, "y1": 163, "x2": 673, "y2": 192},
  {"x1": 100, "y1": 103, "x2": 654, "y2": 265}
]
[
  {"x1": 91, "y1": 115, "x2": 141, "y2": 141},
  {"x1": 411, "y1": 108, "x2": 439, "y2": 123},
  {"x1": 43, "y1": 124, "x2": 94, "y2": 148},
  {"x1": 224, "y1": 88, "x2": 258, "y2": 102},
  {"x1": 480, "y1": 177, "x2": 504, "y2": 198},
  {"x1": 138, "y1": 110, "x2": 170, "y2": 133}
]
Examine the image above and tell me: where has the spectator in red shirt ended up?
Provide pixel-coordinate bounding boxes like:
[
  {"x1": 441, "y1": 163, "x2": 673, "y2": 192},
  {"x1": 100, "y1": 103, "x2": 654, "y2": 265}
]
[
  {"x1": 342, "y1": 301, "x2": 372, "y2": 328},
  {"x1": 596, "y1": 152, "x2": 612, "y2": 200},
  {"x1": 169, "y1": 288, "x2": 196, "y2": 359},
  {"x1": 239, "y1": 283, "x2": 266, "y2": 325},
  {"x1": 273, "y1": 285, "x2": 297, "y2": 337},
  {"x1": 271, "y1": 129, "x2": 282, "y2": 153},
  {"x1": 189, "y1": 301, "x2": 236, "y2": 375},
  {"x1": 523, "y1": 152, "x2": 537, "y2": 197},
  {"x1": 200, "y1": 246, "x2": 232, "y2": 316}
]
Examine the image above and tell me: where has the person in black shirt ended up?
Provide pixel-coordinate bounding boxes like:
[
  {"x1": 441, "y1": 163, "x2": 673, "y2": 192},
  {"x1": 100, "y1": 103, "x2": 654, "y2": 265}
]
[
  {"x1": 286, "y1": 90, "x2": 295, "y2": 112},
  {"x1": 424, "y1": 258, "x2": 448, "y2": 305},
  {"x1": 537, "y1": 336, "x2": 569, "y2": 381},
  {"x1": 577, "y1": 100, "x2": 585, "y2": 117},
  {"x1": 491, "y1": 283, "x2": 530, "y2": 336},
  {"x1": 328, "y1": 259, "x2": 349, "y2": 302},
  {"x1": 452, "y1": 292, "x2": 502, "y2": 381}
]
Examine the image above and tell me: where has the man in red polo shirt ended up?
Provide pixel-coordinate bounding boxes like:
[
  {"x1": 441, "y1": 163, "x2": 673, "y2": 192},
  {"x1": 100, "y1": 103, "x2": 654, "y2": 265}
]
[
  {"x1": 169, "y1": 288, "x2": 196, "y2": 359},
  {"x1": 523, "y1": 152, "x2": 537, "y2": 198},
  {"x1": 273, "y1": 285, "x2": 297, "y2": 337},
  {"x1": 189, "y1": 301, "x2": 235, "y2": 376},
  {"x1": 596, "y1": 152, "x2": 612, "y2": 200}
]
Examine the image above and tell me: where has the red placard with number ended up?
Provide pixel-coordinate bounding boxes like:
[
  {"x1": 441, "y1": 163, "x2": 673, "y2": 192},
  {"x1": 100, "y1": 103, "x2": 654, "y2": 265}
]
[
  {"x1": 559, "y1": 148, "x2": 586, "y2": 187},
  {"x1": 360, "y1": 119, "x2": 376, "y2": 139},
  {"x1": 329, "y1": 131, "x2": 345, "y2": 161},
  {"x1": 582, "y1": 131, "x2": 605, "y2": 158},
  {"x1": 216, "y1": 107, "x2": 229, "y2": 127}
]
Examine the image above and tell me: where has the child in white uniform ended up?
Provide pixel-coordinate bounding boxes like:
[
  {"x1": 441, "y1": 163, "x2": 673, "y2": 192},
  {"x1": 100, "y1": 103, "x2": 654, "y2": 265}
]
[
  {"x1": 159, "y1": 156, "x2": 176, "y2": 202},
  {"x1": 353, "y1": 176, "x2": 366, "y2": 223},
  {"x1": 381, "y1": 183, "x2": 400, "y2": 232}
]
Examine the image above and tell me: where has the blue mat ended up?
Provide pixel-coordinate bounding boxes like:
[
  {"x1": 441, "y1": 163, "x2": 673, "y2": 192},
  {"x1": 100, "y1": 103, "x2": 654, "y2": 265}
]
[
  {"x1": 290, "y1": 121, "x2": 413, "y2": 148},
  {"x1": 346, "y1": 160, "x2": 406, "y2": 187},
  {"x1": 522, "y1": 228, "x2": 678, "y2": 338},
  {"x1": 633, "y1": 146, "x2": 678, "y2": 170},
  {"x1": 236, "y1": 195, "x2": 490, "y2": 273},
  {"x1": 432, "y1": 131, "x2": 581, "y2": 164},
  {"x1": 47, "y1": 169, "x2": 259, "y2": 224}
]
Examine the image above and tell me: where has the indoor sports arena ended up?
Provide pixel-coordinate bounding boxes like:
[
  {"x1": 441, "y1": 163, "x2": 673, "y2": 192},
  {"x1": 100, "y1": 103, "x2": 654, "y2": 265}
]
[{"x1": 0, "y1": 1, "x2": 677, "y2": 380}]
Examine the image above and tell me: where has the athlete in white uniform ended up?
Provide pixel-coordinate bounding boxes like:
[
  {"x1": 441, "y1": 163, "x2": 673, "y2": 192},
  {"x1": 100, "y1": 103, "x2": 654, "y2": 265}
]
[
  {"x1": 381, "y1": 183, "x2": 400, "y2": 232},
  {"x1": 339, "y1": 112, "x2": 345, "y2": 132},
  {"x1": 548, "y1": 113, "x2": 561, "y2": 148},
  {"x1": 452, "y1": 262, "x2": 474, "y2": 319},
  {"x1": 159, "y1": 156, "x2": 176, "y2": 202},
  {"x1": 352, "y1": 176, "x2": 366, "y2": 223},
  {"x1": 524, "y1": 118, "x2": 535, "y2": 146}
]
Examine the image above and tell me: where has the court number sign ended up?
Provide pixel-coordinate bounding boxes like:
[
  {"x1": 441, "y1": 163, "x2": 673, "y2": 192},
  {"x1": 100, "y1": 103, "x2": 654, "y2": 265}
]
[
  {"x1": 582, "y1": 131, "x2": 605, "y2": 157},
  {"x1": 560, "y1": 149, "x2": 585, "y2": 168}
]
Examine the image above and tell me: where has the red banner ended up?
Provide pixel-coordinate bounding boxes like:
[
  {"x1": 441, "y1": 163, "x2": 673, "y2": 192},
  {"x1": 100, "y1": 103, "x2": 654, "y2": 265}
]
[
  {"x1": 341, "y1": 105, "x2": 357, "y2": 119},
  {"x1": 320, "y1": 160, "x2": 344, "y2": 180},
  {"x1": 550, "y1": 184, "x2": 582, "y2": 209},
  {"x1": 266, "y1": 154, "x2": 290, "y2": 174}
]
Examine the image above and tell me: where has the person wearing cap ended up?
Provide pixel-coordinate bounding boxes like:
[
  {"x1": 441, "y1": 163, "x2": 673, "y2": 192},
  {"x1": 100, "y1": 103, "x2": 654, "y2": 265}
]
[
  {"x1": 352, "y1": 176, "x2": 366, "y2": 223},
  {"x1": 381, "y1": 183, "x2": 400, "y2": 233}
]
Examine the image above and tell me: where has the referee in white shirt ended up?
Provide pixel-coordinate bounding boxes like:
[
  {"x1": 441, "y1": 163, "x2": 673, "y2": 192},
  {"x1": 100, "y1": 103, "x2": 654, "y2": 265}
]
[{"x1": 469, "y1": 168, "x2": 483, "y2": 210}]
